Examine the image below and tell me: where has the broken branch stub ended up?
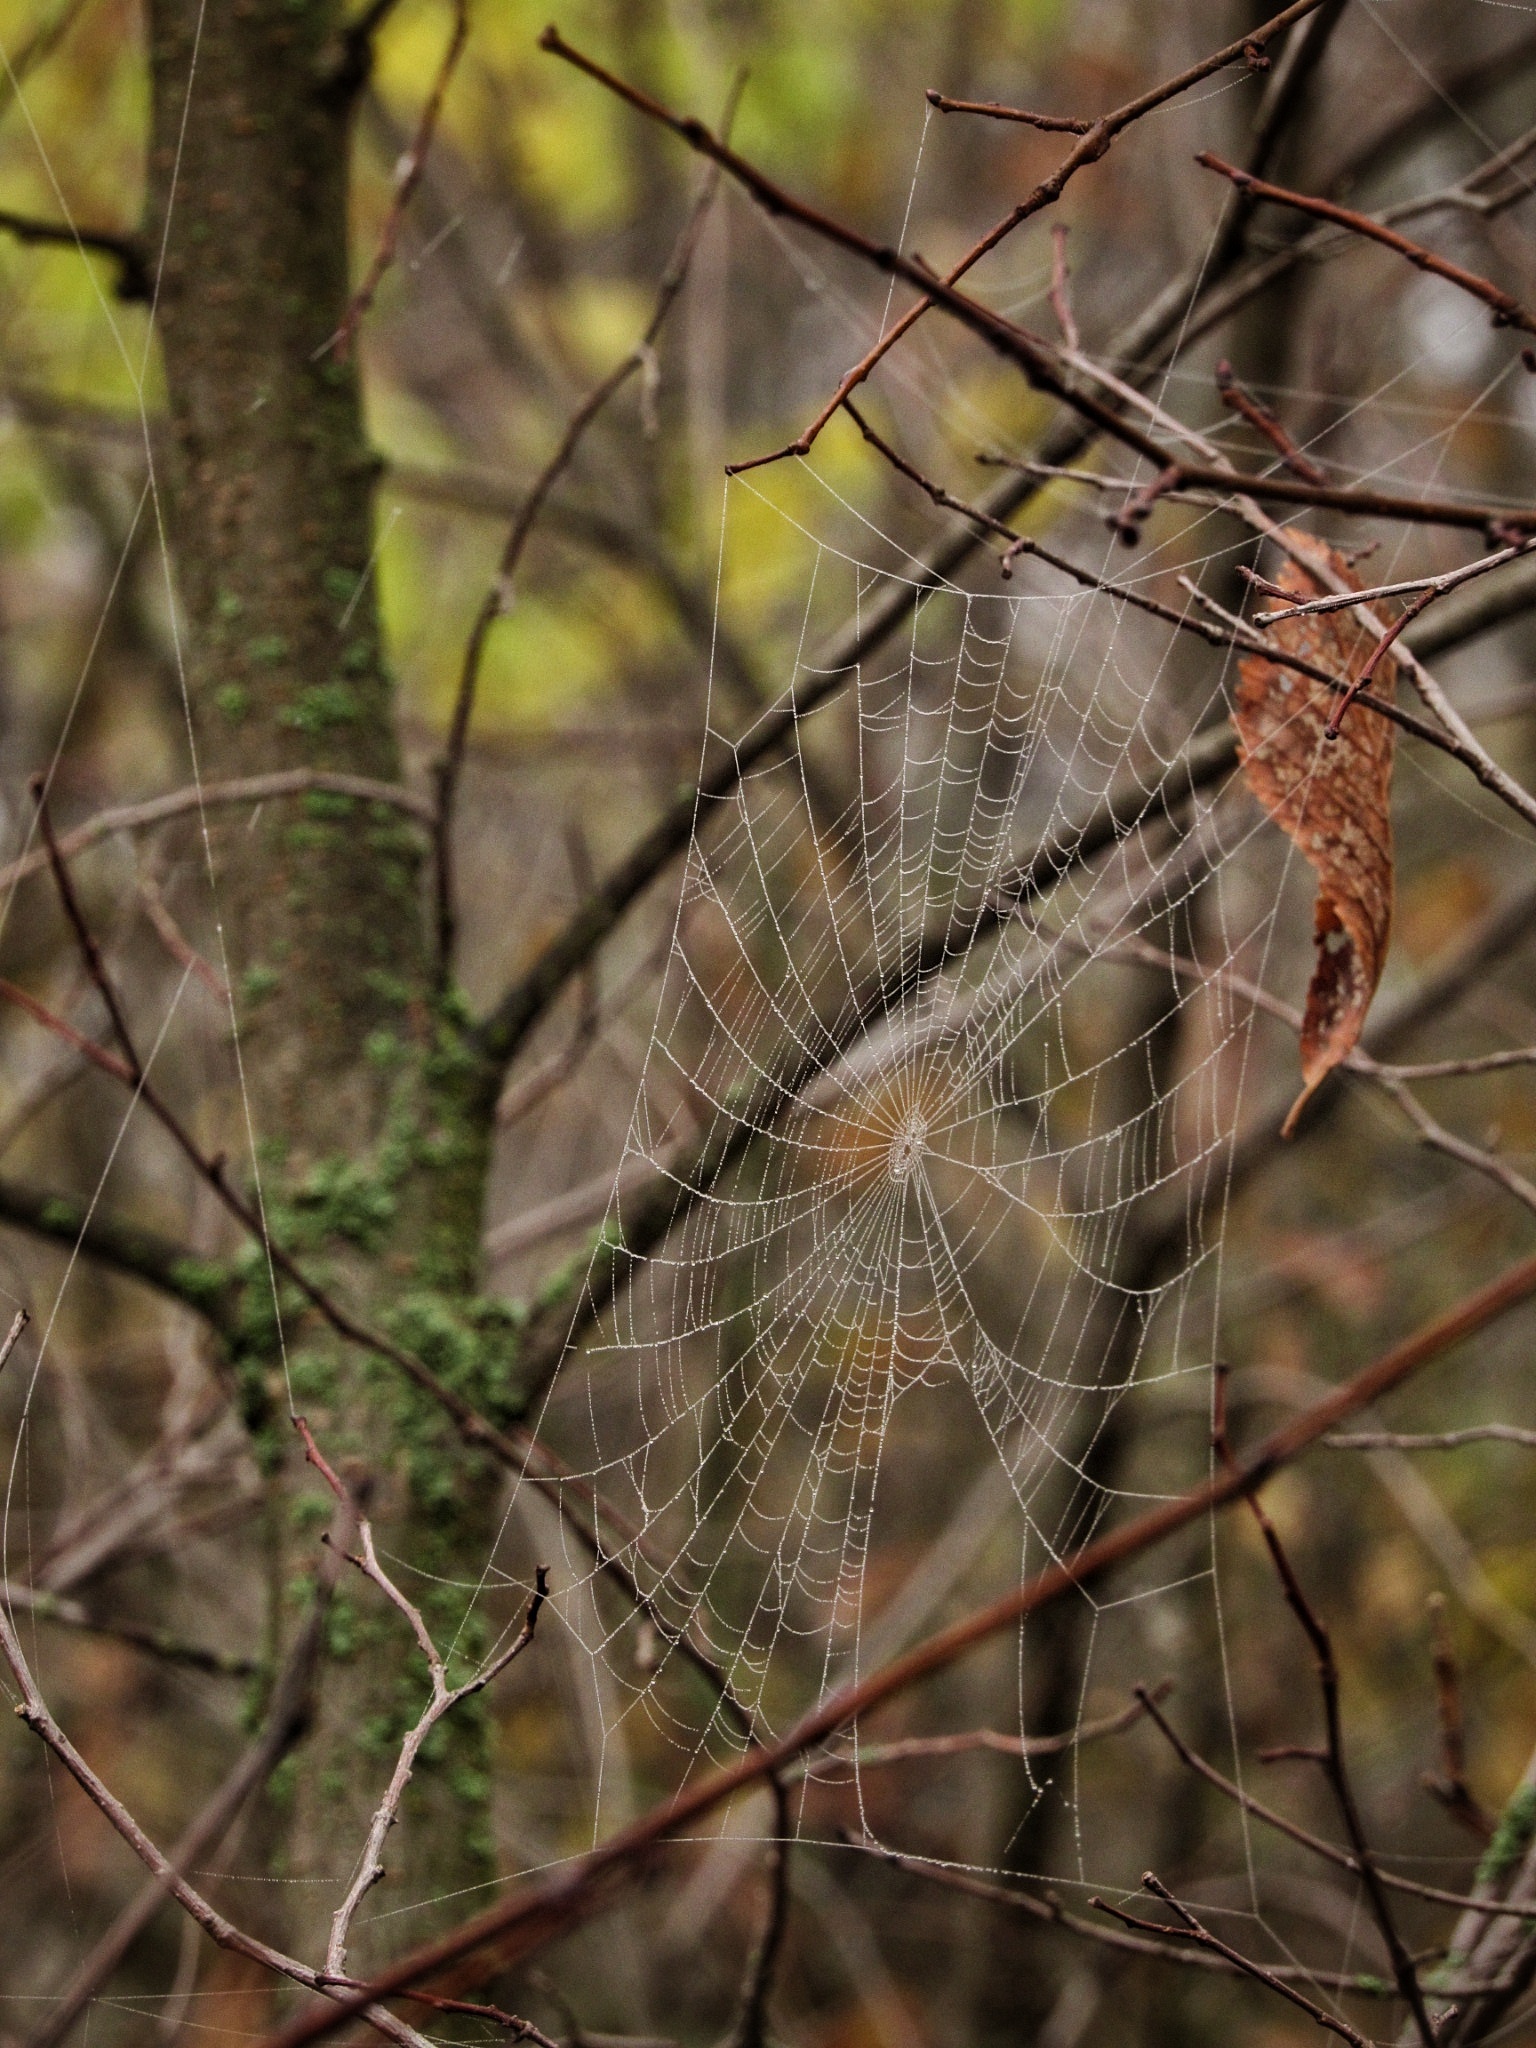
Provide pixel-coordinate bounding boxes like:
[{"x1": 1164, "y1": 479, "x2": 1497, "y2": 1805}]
[{"x1": 1232, "y1": 530, "x2": 1397, "y2": 1135}]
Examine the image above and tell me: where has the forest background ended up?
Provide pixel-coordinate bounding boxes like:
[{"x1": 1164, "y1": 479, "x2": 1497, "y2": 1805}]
[{"x1": 4, "y1": 2, "x2": 1536, "y2": 2046}]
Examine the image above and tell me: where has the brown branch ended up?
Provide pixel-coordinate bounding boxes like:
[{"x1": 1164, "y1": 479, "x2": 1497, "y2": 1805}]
[
  {"x1": 1211, "y1": 1370, "x2": 1435, "y2": 2042},
  {"x1": 538, "y1": 25, "x2": 1536, "y2": 545},
  {"x1": 1048, "y1": 222, "x2": 1079, "y2": 350},
  {"x1": 468, "y1": 57, "x2": 1534, "y2": 1096},
  {"x1": 257, "y1": 1240, "x2": 1536, "y2": 2042},
  {"x1": 330, "y1": 0, "x2": 468, "y2": 359},
  {"x1": 1197, "y1": 151, "x2": 1536, "y2": 339},
  {"x1": 1092, "y1": 1875, "x2": 1371, "y2": 2044}
]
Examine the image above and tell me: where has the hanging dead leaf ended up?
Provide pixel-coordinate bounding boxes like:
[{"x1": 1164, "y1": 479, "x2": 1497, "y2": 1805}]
[{"x1": 1232, "y1": 528, "x2": 1397, "y2": 1136}]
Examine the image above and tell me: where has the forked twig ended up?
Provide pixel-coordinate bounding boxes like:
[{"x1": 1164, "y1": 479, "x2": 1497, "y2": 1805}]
[{"x1": 294, "y1": 1416, "x2": 547, "y2": 1981}]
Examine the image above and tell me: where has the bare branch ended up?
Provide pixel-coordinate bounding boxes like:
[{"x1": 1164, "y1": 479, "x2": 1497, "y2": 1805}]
[
  {"x1": 1198, "y1": 150, "x2": 1536, "y2": 340},
  {"x1": 0, "y1": 770, "x2": 432, "y2": 901}
]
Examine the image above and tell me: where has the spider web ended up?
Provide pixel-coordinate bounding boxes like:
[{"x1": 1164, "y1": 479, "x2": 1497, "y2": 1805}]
[{"x1": 516, "y1": 465, "x2": 1274, "y2": 1830}]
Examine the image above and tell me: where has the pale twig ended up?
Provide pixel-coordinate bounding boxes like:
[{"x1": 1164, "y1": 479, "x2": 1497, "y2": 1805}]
[
  {"x1": 1249, "y1": 539, "x2": 1536, "y2": 626},
  {"x1": 0, "y1": 769, "x2": 431, "y2": 901},
  {"x1": 1092, "y1": 1875, "x2": 1372, "y2": 2045},
  {"x1": 294, "y1": 1417, "x2": 548, "y2": 1983},
  {"x1": 0, "y1": 1306, "x2": 27, "y2": 1377},
  {"x1": 1325, "y1": 1427, "x2": 1536, "y2": 1452}
]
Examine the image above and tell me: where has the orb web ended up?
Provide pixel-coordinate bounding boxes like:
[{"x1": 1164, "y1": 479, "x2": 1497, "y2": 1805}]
[{"x1": 521, "y1": 471, "x2": 1272, "y2": 1811}]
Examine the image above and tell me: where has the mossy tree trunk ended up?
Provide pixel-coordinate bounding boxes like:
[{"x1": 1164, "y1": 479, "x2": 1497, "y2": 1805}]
[{"x1": 144, "y1": 0, "x2": 510, "y2": 1978}]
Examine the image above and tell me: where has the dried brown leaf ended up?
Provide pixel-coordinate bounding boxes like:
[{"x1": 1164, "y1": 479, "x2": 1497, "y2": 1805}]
[{"x1": 1232, "y1": 529, "x2": 1397, "y2": 1136}]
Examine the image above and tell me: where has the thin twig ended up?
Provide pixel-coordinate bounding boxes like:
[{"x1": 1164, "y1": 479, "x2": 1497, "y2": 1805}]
[
  {"x1": 1215, "y1": 357, "x2": 1328, "y2": 482},
  {"x1": 1248, "y1": 540, "x2": 1536, "y2": 627},
  {"x1": 1211, "y1": 1369, "x2": 1435, "y2": 2043},
  {"x1": 330, "y1": 0, "x2": 468, "y2": 359},
  {"x1": 1198, "y1": 151, "x2": 1536, "y2": 339},
  {"x1": 1133, "y1": 1686, "x2": 1536, "y2": 1921},
  {"x1": 851, "y1": 1837, "x2": 1436, "y2": 1995},
  {"x1": 922, "y1": 91, "x2": 1092, "y2": 132},
  {"x1": 0, "y1": 769, "x2": 431, "y2": 901},
  {"x1": 432, "y1": 72, "x2": 744, "y2": 980},
  {"x1": 1092, "y1": 1875, "x2": 1371, "y2": 2044}
]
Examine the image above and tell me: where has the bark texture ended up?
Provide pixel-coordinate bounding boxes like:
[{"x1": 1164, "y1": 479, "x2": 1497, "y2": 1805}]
[{"x1": 144, "y1": 0, "x2": 507, "y2": 1978}]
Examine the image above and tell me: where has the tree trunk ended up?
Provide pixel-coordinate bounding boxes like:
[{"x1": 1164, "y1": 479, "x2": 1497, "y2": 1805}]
[{"x1": 145, "y1": 0, "x2": 508, "y2": 1980}]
